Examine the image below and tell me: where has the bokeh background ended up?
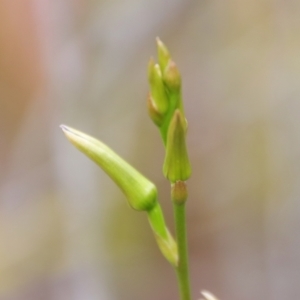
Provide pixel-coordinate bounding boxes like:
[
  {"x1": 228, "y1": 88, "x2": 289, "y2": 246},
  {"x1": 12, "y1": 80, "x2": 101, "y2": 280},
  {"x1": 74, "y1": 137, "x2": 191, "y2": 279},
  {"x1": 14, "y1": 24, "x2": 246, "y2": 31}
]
[{"x1": 1, "y1": 0, "x2": 300, "y2": 299}]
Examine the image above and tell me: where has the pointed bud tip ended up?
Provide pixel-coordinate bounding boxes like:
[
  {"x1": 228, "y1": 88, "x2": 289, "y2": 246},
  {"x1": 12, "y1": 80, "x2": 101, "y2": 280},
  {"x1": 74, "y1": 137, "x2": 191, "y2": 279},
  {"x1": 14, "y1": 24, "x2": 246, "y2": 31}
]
[
  {"x1": 154, "y1": 63, "x2": 161, "y2": 74},
  {"x1": 60, "y1": 124, "x2": 74, "y2": 139},
  {"x1": 156, "y1": 36, "x2": 163, "y2": 47},
  {"x1": 173, "y1": 109, "x2": 187, "y2": 131},
  {"x1": 164, "y1": 60, "x2": 181, "y2": 91},
  {"x1": 156, "y1": 37, "x2": 171, "y2": 71},
  {"x1": 60, "y1": 124, "x2": 68, "y2": 132},
  {"x1": 156, "y1": 37, "x2": 168, "y2": 53},
  {"x1": 60, "y1": 125, "x2": 84, "y2": 142},
  {"x1": 201, "y1": 291, "x2": 219, "y2": 300},
  {"x1": 148, "y1": 60, "x2": 161, "y2": 83}
]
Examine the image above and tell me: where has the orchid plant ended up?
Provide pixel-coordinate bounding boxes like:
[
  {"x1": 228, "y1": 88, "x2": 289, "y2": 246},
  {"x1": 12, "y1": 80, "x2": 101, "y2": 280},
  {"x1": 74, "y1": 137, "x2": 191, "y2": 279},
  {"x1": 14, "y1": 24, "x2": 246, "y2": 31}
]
[{"x1": 61, "y1": 39, "x2": 218, "y2": 300}]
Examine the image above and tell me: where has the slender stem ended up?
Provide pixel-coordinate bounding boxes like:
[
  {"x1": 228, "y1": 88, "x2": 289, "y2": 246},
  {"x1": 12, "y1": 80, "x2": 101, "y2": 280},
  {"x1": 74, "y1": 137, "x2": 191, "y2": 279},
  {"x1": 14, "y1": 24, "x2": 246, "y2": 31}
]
[{"x1": 174, "y1": 203, "x2": 191, "y2": 300}]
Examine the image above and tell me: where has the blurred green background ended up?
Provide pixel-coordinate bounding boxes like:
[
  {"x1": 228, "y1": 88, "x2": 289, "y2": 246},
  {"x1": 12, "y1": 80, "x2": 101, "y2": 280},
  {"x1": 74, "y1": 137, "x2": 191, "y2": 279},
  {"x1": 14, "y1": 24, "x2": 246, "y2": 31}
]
[{"x1": 1, "y1": 0, "x2": 300, "y2": 299}]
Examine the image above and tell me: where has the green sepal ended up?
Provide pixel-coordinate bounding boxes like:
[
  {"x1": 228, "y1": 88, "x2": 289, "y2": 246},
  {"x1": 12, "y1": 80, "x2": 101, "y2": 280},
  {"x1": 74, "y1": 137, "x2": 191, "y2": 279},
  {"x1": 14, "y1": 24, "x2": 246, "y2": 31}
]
[
  {"x1": 148, "y1": 58, "x2": 169, "y2": 115},
  {"x1": 147, "y1": 203, "x2": 178, "y2": 266},
  {"x1": 163, "y1": 60, "x2": 181, "y2": 93},
  {"x1": 156, "y1": 37, "x2": 171, "y2": 72},
  {"x1": 201, "y1": 291, "x2": 219, "y2": 300},
  {"x1": 163, "y1": 110, "x2": 191, "y2": 182},
  {"x1": 61, "y1": 125, "x2": 157, "y2": 211},
  {"x1": 147, "y1": 93, "x2": 164, "y2": 127}
]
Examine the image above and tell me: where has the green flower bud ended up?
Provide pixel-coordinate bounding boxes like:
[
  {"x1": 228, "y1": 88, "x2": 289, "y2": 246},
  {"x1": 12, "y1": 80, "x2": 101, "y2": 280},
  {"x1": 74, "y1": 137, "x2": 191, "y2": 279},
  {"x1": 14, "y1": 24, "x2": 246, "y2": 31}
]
[
  {"x1": 147, "y1": 93, "x2": 164, "y2": 126},
  {"x1": 163, "y1": 60, "x2": 181, "y2": 92},
  {"x1": 163, "y1": 110, "x2": 191, "y2": 182},
  {"x1": 61, "y1": 125, "x2": 157, "y2": 211},
  {"x1": 156, "y1": 37, "x2": 171, "y2": 71},
  {"x1": 148, "y1": 58, "x2": 169, "y2": 115}
]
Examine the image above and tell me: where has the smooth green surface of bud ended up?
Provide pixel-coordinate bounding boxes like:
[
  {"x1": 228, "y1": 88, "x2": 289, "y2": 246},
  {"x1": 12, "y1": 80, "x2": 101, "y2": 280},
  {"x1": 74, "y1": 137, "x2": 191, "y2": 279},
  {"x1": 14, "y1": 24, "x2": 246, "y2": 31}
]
[
  {"x1": 163, "y1": 60, "x2": 181, "y2": 92},
  {"x1": 163, "y1": 110, "x2": 191, "y2": 182},
  {"x1": 171, "y1": 181, "x2": 188, "y2": 204},
  {"x1": 147, "y1": 94, "x2": 164, "y2": 126},
  {"x1": 61, "y1": 125, "x2": 157, "y2": 211},
  {"x1": 148, "y1": 59, "x2": 169, "y2": 115},
  {"x1": 147, "y1": 203, "x2": 178, "y2": 266},
  {"x1": 156, "y1": 37, "x2": 171, "y2": 71}
]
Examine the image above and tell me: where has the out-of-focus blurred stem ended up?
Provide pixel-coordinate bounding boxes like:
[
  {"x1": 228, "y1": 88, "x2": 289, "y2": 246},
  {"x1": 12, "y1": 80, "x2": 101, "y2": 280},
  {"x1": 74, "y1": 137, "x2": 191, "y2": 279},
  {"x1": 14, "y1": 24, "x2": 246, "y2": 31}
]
[{"x1": 173, "y1": 201, "x2": 191, "y2": 300}]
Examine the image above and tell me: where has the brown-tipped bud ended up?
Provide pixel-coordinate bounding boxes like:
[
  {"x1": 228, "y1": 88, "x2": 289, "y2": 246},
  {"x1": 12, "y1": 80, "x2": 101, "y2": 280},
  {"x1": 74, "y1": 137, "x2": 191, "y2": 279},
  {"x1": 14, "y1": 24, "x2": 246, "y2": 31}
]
[
  {"x1": 163, "y1": 110, "x2": 191, "y2": 182},
  {"x1": 163, "y1": 60, "x2": 181, "y2": 92},
  {"x1": 156, "y1": 37, "x2": 171, "y2": 71},
  {"x1": 171, "y1": 181, "x2": 188, "y2": 204},
  {"x1": 147, "y1": 93, "x2": 164, "y2": 126},
  {"x1": 148, "y1": 60, "x2": 169, "y2": 115}
]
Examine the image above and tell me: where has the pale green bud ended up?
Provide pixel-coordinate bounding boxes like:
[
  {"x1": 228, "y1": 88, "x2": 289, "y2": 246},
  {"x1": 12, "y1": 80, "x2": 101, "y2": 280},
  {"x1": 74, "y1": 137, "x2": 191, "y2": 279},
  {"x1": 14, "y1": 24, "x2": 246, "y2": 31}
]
[
  {"x1": 156, "y1": 37, "x2": 171, "y2": 71},
  {"x1": 163, "y1": 60, "x2": 181, "y2": 92},
  {"x1": 163, "y1": 110, "x2": 191, "y2": 182},
  {"x1": 147, "y1": 93, "x2": 164, "y2": 126},
  {"x1": 148, "y1": 58, "x2": 169, "y2": 115},
  {"x1": 61, "y1": 125, "x2": 157, "y2": 211}
]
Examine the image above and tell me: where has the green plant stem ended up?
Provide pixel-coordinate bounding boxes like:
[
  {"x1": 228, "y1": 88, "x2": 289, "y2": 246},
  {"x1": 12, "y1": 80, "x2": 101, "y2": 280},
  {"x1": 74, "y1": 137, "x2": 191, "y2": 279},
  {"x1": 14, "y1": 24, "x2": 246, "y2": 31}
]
[{"x1": 174, "y1": 203, "x2": 191, "y2": 300}]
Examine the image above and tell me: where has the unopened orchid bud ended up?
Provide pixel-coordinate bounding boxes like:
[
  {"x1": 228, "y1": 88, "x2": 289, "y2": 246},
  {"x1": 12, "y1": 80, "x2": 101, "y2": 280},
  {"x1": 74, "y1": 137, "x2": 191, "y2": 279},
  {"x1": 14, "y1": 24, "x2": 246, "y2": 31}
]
[
  {"x1": 148, "y1": 59, "x2": 169, "y2": 115},
  {"x1": 163, "y1": 60, "x2": 181, "y2": 92},
  {"x1": 200, "y1": 290, "x2": 219, "y2": 300},
  {"x1": 163, "y1": 110, "x2": 191, "y2": 183},
  {"x1": 147, "y1": 94, "x2": 164, "y2": 126},
  {"x1": 61, "y1": 125, "x2": 157, "y2": 211},
  {"x1": 156, "y1": 37, "x2": 171, "y2": 71}
]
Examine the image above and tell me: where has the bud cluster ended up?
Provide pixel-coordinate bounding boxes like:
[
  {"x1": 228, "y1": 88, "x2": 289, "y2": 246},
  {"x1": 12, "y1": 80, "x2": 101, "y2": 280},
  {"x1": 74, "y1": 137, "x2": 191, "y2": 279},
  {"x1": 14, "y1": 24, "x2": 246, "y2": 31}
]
[
  {"x1": 147, "y1": 38, "x2": 184, "y2": 140},
  {"x1": 61, "y1": 38, "x2": 192, "y2": 274},
  {"x1": 147, "y1": 38, "x2": 191, "y2": 185}
]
